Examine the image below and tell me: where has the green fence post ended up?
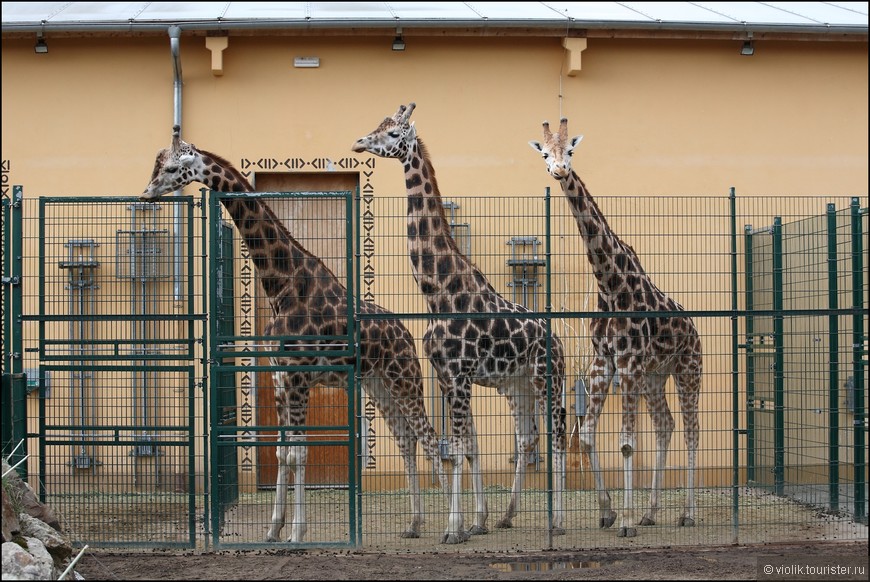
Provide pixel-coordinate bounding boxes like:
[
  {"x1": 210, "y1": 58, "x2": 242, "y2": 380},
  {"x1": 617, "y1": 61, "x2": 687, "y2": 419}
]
[
  {"x1": 772, "y1": 217, "x2": 785, "y2": 497},
  {"x1": 825, "y1": 203, "x2": 840, "y2": 512},
  {"x1": 208, "y1": 189, "x2": 222, "y2": 547},
  {"x1": 729, "y1": 187, "x2": 740, "y2": 543},
  {"x1": 544, "y1": 185, "x2": 555, "y2": 549},
  {"x1": 850, "y1": 198, "x2": 866, "y2": 523},
  {"x1": 743, "y1": 224, "x2": 756, "y2": 484}
]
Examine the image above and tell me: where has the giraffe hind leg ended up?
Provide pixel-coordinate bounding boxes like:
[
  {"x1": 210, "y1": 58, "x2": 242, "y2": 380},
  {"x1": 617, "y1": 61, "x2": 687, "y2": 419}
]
[
  {"x1": 640, "y1": 375, "x2": 674, "y2": 527},
  {"x1": 678, "y1": 365, "x2": 701, "y2": 528}
]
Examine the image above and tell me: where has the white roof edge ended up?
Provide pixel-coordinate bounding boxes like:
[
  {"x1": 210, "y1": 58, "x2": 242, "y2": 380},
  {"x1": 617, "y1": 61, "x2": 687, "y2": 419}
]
[{"x1": 1, "y1": 2, "x2": 867, "y2": 35}]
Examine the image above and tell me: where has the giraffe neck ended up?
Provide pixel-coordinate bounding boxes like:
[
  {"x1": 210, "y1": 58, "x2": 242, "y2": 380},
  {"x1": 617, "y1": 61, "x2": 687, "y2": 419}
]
[
  {"x1": 559, "y1": 170, "x2": 649, "y2": 301},
  {"x1": 401, "y1": 139, "x2": 495, "y2": 311},
  {"x1": 198, "y1": 150, "x2": 344, "y2": 306}
]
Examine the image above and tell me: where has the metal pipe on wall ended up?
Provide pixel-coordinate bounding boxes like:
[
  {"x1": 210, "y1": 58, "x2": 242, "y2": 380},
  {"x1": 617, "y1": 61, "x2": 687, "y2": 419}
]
[{"x1": 169, "y1": 25, "x2": 183, "y2": 302}]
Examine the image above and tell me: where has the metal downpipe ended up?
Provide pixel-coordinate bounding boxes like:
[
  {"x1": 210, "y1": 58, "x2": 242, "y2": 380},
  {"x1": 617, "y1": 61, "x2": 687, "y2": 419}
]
[{"x1": 170, "y1": 25, "x2": 183, "y2": 301}]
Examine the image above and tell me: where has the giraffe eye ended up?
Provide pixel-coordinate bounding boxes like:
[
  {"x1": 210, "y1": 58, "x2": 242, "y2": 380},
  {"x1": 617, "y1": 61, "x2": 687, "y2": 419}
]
[
  {"x1": 165, "y1": 164, "x2": 179, "y2": 173},
  {"x1": 388, "y1": 131, "x2": 400, "y2": 138}
]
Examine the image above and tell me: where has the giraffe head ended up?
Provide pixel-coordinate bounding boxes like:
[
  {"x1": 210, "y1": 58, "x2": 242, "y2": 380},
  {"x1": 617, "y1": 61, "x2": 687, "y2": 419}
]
[
  {"x1": 141, "y1": 125, "x2": 204, "y2": 201},
  {"x1": 351, "y1": 102, "x2": 418, "y2": 159},
  {"x1": 528, "y1": 118, "x2": 583, "y2": 180}
]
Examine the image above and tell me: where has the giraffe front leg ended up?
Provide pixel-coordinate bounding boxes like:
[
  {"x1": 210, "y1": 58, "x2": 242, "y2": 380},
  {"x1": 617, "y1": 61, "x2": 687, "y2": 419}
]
[
  {"x1": 266, "y1": 444, "x2": 289, "y2": 542},
  {"x1": 442, "y1": 433, "x2": 470, "y2": 544},
  {"x1": 464, "y1": 421, "x2": 489, "y2": 536},
  {"x1": 618, "y1": 380, "x2": 640, "y2": 538},
  {"x1": 287, "y1": 436, "x2": 308, "y2": 543},
  {"x1": 441, "y1": 383, "x2": 474, "y2": 544}
]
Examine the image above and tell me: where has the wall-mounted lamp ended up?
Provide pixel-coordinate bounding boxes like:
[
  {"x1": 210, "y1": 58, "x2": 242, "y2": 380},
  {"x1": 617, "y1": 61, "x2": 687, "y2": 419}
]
[
  {"x1": 740, "y1": 32, "x2": 754, "y2": 56},
  {"x1": 34, "y1": 33, "x2": 48, "y2": 54},
  {"x1": 392, "y1": 27, "x2": 405, "y2": 51}
]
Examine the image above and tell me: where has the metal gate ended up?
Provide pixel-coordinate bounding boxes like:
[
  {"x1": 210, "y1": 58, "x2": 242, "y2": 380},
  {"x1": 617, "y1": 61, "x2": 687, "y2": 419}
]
[
  {"x1": 743, "y1": 198, "x2": 866, "y2": 522},
  {"x1": 207, "y1": 190, "x2": 359, "y2": 547},
  {"x1": 14, "y1": 194, "x2": 206, "y2": 547}
]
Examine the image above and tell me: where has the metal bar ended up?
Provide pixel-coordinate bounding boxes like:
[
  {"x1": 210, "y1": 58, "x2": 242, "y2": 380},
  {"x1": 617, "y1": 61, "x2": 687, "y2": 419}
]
[
  {"x1": 825, "y1": 202, "x2": 840, "y2": 511},
  {"x1": 729, "y1": 187, "x2": 740, "y2": 543},
  {"x1": 544, "y1": 185, "x2": 554, "y2": 548},
  {"x1": 849, "y1": 198, "x2": 866, "y2": 522},
  {"x1": 208, "y1": 189, "x2": 221, "y2": 547},
  {"x1": 199, "y1": 188, "x2": 211, "y2": 549},
  {"x1": 352, "y1": 184, "x2": 362, "y2": 545},
  {"x1": 744, "y1": 223, "x2": 756, "y2": 484},
  {"x1": 772, "y1": 217, "x2": 785, "y2": 496}
]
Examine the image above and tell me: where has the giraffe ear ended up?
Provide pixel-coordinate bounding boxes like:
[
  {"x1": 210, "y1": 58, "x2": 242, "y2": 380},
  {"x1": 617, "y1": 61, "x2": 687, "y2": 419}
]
[
  {"x1": 565, "y1": 135, "x2": 584, "y2": 154},
  {"x1": 528, "y1": 140, "x2": 543, "y2": 153},
  {"x1": 406, "y1": 121, "x2": 417, "y2": 142}
]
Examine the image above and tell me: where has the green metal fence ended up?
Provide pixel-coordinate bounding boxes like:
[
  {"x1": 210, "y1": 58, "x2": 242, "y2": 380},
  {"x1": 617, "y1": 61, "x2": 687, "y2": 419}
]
[
  {"x1": 1, "y1": 187, "x2": 867, "y2": 551},
  {"x1": 743, "y1": 198, "x2": 866, "y2": 522}
]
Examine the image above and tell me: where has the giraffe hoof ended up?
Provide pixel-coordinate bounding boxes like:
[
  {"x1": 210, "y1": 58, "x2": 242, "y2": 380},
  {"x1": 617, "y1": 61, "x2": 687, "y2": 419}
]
[
  {"x1": 617, "y1": 527, "x2": 637, "y2": 538},
  {"x1": 400, "y1": 530, "x2": 421, "y2": 539},
  {"x1": 552, "y1": 526, "x2": 567, "y2": 536},
  {"x1": 495, "y1": 518, "x2": 513, "y2": 529},
  {"x1": 640, "y1": 516, "x2": 656, "y2": 526},
  {"x1": 468, "y1": 525, "x2": 489, "y2": 536},
  {"x1": 442, "y1": 530, "x2": 471, "y2": 544},
  {"x1": 679, "y1": 516, "x2": 696, "y2": 527},
  {"x1": 599, "y1": 512, "x2": 617, "y2": 529}
]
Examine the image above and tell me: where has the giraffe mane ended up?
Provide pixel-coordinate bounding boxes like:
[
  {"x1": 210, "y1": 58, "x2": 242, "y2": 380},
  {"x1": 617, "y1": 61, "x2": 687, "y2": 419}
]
[
  {"x1": 199, "y1": 148, "x2": 255, "y2": 192},
  {"x1": 197, "y1": 148, "x2": 343, "y2": 282},
  {"x1": 415, "y1": 138, "x2": 495, "y2": 288},
  {"x1": 415, "y1": 138, "x2": 450, "y2": 231}
]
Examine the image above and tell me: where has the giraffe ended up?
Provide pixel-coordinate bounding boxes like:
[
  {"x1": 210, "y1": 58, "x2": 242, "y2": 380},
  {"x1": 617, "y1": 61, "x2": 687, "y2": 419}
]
[
  {"x1": 140, "y1": 126, "x2": 449, "y2": 543},
  {"x1": 529, "y1": 118, "x2": 702, "y2": 537},
  {"x1": 352, "y1": 103, "x2": 568, "y2": 544}
]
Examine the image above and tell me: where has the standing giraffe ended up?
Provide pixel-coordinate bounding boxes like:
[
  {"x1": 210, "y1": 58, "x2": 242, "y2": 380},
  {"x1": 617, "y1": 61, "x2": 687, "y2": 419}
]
[
  {"x1": 529, "y1": 118, "x2": 701, "y2": 537},
  {"x1": 352, "y1": 103, "x2": 567, "y2": 544},
  {"x1": 141, "y1": 126, "x2": 449, "y2": 543}
]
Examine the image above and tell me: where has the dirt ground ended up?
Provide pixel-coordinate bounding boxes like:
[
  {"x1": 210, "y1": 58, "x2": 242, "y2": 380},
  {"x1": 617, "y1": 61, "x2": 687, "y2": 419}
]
[{"x1": 76, "y1": 541, "x2": 868, "y2": 580}]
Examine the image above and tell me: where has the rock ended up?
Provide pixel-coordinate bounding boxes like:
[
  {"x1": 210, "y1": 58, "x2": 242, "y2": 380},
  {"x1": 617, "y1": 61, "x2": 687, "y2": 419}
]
[
  {"x1": 1, "y1": 540, "x2": 54, "y2": 581},
  {"x1": 1, "y1": 489, "x2": 21, "y2": 542},
  {"x1": 1, "y1": 461, "x2": 61, "y2": 532},
  {"x1": 19, "y1": 514, "x2": 72, "y2": 566},
  {"x1": 2, "y1": 460, "x2": 77, "y2": 580}
]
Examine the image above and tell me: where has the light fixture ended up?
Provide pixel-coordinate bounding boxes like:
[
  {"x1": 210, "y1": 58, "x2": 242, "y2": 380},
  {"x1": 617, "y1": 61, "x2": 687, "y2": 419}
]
[
  {"x1": 740, "y1": 32, "x2": 754, "y2": 56},
  {"x1": 34, "y1": 33, "x2": 48, "y2": 54},
  {"x1": 392, "y1": 27, "x2": 405, "y2": 51}
]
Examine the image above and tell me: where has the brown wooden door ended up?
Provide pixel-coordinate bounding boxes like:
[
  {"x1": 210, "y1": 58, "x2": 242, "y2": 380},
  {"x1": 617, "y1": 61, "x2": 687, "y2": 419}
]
[{"x1": 253, "y1": 172, "x2": 358, "y2": 489}]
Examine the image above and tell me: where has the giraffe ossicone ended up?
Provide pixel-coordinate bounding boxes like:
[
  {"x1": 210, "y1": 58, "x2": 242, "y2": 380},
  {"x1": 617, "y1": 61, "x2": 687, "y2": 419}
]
[
  {"x1": 353, "y1": 103, "x2": 568, "y2": 544},
  {"x1": 142, "y1": 128, "x2": 450, "y2": 543},
  {"x1": 530, "y1": 117, "x2": 702, "y2": 538}
]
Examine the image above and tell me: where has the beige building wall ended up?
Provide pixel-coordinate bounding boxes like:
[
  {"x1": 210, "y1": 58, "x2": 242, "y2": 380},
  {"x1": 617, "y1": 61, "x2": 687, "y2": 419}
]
[{"x1": 2, "y1": 31, "x2": 867, "y2": 492}]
